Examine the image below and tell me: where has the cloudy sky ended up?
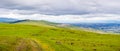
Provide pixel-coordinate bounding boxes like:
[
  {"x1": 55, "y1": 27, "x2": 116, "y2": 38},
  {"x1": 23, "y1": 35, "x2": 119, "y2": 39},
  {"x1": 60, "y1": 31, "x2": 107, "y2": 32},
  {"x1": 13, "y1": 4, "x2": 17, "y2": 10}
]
[{"x1": 0, "y1": 0, "x2": 120, "y2": 23}]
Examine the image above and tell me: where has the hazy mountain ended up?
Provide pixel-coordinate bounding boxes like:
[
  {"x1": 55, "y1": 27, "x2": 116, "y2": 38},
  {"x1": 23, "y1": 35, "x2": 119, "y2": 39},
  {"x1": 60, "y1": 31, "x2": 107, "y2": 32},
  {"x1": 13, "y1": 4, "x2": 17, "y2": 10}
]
[
  {"x1": 71, "y1": 23, "x2": 120, "y2": 33},
  {"x1": 1, "y1": 18, "x2": 120, "y2": 33},
  {"x1": 0, "y1": 17, "x2": 18, "y2": 22}
]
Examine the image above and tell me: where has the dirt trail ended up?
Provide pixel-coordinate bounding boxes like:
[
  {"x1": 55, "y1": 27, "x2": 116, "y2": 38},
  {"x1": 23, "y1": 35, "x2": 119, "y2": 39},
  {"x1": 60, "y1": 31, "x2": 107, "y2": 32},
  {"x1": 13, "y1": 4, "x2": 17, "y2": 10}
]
[
  {"x1": 16, "y1": 38, "x2": 42, "y2": 51},
  {"x1": 16, "y1": 39, "x2": 26, "y2": 51},
  {"x1": 30, "y1": 39, "x2": 43, "y2": 51}
]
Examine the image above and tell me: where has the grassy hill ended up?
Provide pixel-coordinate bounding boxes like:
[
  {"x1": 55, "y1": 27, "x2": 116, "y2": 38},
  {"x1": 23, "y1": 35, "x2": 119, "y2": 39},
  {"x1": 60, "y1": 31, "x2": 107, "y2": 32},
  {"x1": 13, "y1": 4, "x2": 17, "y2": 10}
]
[
  {"x1": 13, "y1": 20, "x2": 59, "y2": 27},
  {"x1": 15, "y1": 20, "x2": 85, "y2": 30},
  {"x1": 0, "y1": 21, "x2": 120, "y2": 51}
]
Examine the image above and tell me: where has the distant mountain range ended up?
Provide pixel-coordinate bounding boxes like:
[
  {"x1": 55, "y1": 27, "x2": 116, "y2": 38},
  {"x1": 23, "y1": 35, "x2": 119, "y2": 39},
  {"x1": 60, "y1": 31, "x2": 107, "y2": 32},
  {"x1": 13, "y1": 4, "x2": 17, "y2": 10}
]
[
  {"x1": 0, "y1": 18, "x2": 18, "y2": 22},
  {"x1": 70, "y1": 23, "x2": 120, "y2": 33},
  {"x1": 0, "y1": 18, "x2": 120, "y2": 33},
  {"x1": 0, "y1": 18, "x2": 73, "y2": 27}
]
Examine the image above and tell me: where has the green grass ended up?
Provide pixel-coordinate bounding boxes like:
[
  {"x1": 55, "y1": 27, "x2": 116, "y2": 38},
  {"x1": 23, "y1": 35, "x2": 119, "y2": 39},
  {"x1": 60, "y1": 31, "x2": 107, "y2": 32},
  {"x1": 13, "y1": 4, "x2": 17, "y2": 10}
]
[{"x1": 0, "y1": 22, "x2": 120, "y2": 51}]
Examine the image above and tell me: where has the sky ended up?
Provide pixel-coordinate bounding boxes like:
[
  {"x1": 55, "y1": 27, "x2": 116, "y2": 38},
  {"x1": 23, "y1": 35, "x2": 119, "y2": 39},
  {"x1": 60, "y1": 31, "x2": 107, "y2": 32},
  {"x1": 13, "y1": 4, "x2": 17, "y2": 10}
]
[{"x1": 0, "y1": 0, "x2": 120, "y2": 23}]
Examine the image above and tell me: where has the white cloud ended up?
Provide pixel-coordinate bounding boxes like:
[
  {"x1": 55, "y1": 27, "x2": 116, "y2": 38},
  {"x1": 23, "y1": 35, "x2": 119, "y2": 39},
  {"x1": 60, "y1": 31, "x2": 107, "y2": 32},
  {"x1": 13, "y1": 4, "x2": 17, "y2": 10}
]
[
  {"x1": 1, "y1": 0, "x2": 120, "y2": 15},
  {"x1": 0, "y1": 13, "x2": 120, "y2": 23},
  {"x1": 0, "y1": 0, "x2": 120, "y2": 23}
]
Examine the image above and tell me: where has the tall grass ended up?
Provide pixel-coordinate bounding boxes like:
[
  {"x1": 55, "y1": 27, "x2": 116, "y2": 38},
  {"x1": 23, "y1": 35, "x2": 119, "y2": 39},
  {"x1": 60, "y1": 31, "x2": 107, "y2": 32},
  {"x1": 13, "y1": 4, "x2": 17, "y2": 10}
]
[{"x1": 0, "y1": 23, "x2": 120, "y2": 51}]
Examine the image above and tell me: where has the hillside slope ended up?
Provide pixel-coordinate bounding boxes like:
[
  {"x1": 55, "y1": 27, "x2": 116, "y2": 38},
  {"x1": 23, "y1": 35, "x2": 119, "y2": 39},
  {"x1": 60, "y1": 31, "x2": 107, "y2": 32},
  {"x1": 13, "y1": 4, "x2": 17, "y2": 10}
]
[
  {"x1": 14, "y1": 20, "x2": 60, "y2": 28},
  {"x1": 0, "y1": 22, "x2": 120, "y2": 51}
]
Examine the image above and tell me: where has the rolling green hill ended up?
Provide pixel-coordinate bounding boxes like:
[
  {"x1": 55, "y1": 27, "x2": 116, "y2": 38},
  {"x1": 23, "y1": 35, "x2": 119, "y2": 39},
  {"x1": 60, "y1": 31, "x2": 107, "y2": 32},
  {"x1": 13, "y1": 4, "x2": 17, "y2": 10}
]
[
  {"x1": 0, "y1": 21, "x2": 120, "y2": 51},
  {"x1": 14, "y1": 20, "x2": 86, "y2": 30},
  {"x1": 13, "y1": 20, "x2": 59, "y2": 27}
]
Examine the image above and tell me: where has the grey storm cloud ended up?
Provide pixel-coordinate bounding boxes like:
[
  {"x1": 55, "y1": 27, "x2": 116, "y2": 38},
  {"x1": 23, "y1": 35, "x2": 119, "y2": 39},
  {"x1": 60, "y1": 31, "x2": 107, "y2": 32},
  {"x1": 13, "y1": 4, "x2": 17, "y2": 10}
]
[{"x1": 0, "y1": 0, "x2": 120, "y2": 15}]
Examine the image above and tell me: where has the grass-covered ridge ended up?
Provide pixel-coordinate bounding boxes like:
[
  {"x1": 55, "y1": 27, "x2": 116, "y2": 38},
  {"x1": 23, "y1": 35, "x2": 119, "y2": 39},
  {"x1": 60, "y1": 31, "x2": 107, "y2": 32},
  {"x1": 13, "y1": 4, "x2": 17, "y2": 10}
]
[{"x1": 0, "y1": 21, "x2": 120, "y2": 51}]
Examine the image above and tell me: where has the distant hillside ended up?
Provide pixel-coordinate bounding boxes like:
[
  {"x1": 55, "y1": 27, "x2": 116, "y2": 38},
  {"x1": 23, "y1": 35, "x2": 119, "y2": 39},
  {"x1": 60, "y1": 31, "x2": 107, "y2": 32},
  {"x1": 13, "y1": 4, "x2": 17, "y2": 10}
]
[
  {"x1": 0, "y1": 18, "x2": 119, "y2": 33},
  {"x1": 0, "y1": 18, "x2": 109, "y2": 33},
  {"x1": 0, "y1": 18, "x2": 78, "y2": 29},
  {"x1": 13, "y1": 20, "x2": 78, "y2": 29},
  {"x1": 12, "y1": 20, "x2": 60, "y2": 27},
  {"x1": 71, "y1": 23, "x2": 120, "y2": 33}
]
